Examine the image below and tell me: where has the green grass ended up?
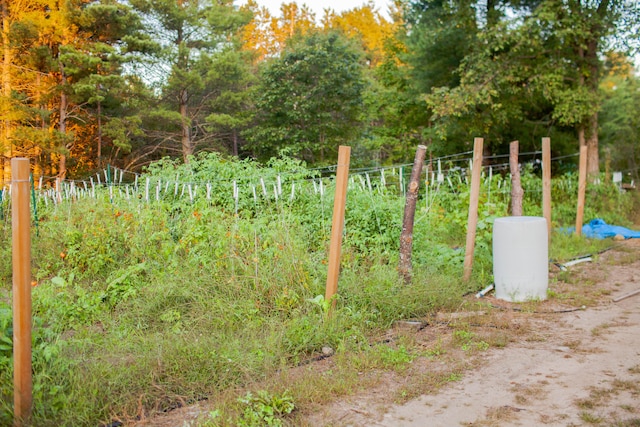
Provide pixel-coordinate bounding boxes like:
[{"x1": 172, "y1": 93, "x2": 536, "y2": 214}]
[{"x1": 0, "y1": 155, "x2": 636, "y2": 425}]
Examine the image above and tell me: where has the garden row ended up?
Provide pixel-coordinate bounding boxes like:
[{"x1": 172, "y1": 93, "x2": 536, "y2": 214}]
[{"x1": 0, "y1": 152, "x2": 635, "y2": 425}]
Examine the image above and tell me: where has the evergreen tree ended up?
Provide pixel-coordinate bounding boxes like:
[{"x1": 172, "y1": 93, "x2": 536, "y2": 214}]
[{"x1": 129, "y1": 0, "x2": 251, "y2": 163}]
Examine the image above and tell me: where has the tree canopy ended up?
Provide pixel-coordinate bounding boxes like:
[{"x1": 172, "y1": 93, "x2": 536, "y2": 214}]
[{"x1": 1, "y1": 0, "x2": 639, "y2": 184}]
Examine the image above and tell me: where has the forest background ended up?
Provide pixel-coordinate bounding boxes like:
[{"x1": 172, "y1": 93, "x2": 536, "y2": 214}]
[{"x1": 1, "y1": 0, "x2": 640, "y2": 184}]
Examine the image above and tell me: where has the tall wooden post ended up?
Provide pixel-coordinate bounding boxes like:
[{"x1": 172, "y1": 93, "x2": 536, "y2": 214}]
[
  {"x1": 509, "y1": 141, "x2": 523, "y2": 216},
  {"x1": 399, "y1": 145, "x2": 427, "y2": 284},
  {"x1": 575, "y1": 144, "x2": 588, "y2": 236},
  {"x1": 11, "y1": 158, "x2": 32, "y2": 426},
  {"x1": 325, "y1": 146, "x2": 351, "y2": 310},
  {"x1": 463, "y1": 138, "x2": 483, "y2": 282},
  {"x1": 542, "y1": 138, "x2": 552, "y2": 242}
]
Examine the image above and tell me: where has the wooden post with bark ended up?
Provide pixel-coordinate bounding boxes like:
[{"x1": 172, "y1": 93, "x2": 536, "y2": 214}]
[
  {"x1": 11, "y1": 158, "x2": 32, "y2": 426},
  {"x1": 325, "y1": 146, "x2": 351, "y2": 312},
  {"x1": 463, "y1": 138, "x2": 484, "y2": 282},
  {"x1": 575, "y1": 144, "x2": 588, "y2": 236},
  {"x1": 399, "y1": 145, "x2": 427, "y2": 284},
  {"x1": 542, "y1": 138, "x2": 552, "y2": 242},
  {"x1": 509, "y1": 140, "x2": 523, "y2": 216}
]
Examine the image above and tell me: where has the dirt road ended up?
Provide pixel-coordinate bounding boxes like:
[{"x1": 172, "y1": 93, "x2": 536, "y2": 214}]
[{"x1": 312, "y1": 240, "x2": 640, "y2": 427}]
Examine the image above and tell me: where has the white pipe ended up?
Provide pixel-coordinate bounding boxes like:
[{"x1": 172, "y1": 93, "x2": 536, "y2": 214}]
[
  {"x1": 563, "y1": 257, "x2": 592, "y2": 268},
  {"x1": 475, "y1": 284, "x2": 494, "y2": 298}
]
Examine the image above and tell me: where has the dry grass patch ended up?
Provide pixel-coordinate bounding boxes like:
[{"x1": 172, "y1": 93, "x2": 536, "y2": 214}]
[
  {"x1": 511, "y1": 382, "x2": 548, "y2": 405},
  {"x1": 472, "y1": 405, "x2": 523, "y2": 426},
  {"x1": 628, "y1": 364, "x2": 640, "y2": 375}
]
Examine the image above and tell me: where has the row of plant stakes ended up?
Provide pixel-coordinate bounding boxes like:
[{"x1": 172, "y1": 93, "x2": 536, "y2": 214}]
[
  {"x1": 0, "y1": 151, "x2": 636, "y2": 426},
  {"x1": 0, "y1": 150, "x2": 584, "y2": 214}
]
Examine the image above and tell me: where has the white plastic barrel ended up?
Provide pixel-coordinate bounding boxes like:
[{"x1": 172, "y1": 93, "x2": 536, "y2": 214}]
[{"x1": 493, "y1": 216, "x2": 548, "y2": 302}]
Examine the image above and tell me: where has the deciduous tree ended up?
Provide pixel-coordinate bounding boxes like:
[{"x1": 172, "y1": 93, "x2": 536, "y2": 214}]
[{"x1": 246, "y1": 31, "x2": 366, "y2": 163}]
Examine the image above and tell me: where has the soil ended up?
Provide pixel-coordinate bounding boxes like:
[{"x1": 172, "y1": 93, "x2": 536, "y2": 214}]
[{"x1": 142, "y1": 239, "x2": 640, "y2": 427}]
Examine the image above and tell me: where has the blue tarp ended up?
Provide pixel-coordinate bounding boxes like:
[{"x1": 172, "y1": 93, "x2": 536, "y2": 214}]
[{"x1": 576, "y1": 219, "x2": 640, "y2": 239}]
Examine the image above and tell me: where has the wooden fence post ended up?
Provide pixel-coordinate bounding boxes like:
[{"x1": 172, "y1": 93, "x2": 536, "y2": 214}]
[
  {"x1": 11, "y1": 158, "x2": 32, "y2": 426},
  {"x1": 509, "y1": 141, "x2": 523, "y2": 216},
  {"x1": 542, "y1": 138, "x2": 552, "y2": 242},
  {"x1": 325, "y1": 146, "x2": 351, "y2": 311},
  {"x1": 463, "y1": 138, "x2": 484, "y2": 282},
  {"x1": 575, "y1": 144, "x2": 588, "y2": 236},
  {"x1": 399, "y1": 145, "x2": 427, "y2": 284}
]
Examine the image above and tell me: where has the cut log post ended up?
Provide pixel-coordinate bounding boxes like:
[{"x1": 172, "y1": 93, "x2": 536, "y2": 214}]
[
  {"x1": 463, "y1": 138, "x2": 484, "y2": 282},
  {"x1": 399, "y1": 145, "x2": 427, "y2": 284},
  {"x1": 575, "y1": 144, "x2": 588, "y2": 236},
  {"x1": 542, "y1": 138, "x2": 552, "y2": 242},
  {"x1": 325, "y1": 146, "x2": 351, "y2": 312},
  {"x1": 11, "y1": 158, "x2": 32, "y2": 426},
  {"x1": 509, "y1": 140, "x2": 523, "y2": 216}
]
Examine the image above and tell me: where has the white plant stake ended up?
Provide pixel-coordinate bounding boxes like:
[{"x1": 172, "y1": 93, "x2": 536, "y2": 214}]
[
  {"x1": 260, "y1": 177, "x2": 267, "y2": 196},
  {"x1": 233, "y1": 181, "x2": 238, "y2": 203},
  {"x1": 358, "y1": 174, "x2": 366, "y2": 190},
  {"x1": 488, "y1": 166, "x2": 493, "y2": 203}
]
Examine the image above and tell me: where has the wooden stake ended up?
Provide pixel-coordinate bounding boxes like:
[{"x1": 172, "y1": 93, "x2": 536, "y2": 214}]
[
  {"x1": 463, "y1": 138, "x2": 483, "y2": 282},
  {"x1": 542, "y1": 137, "x2": 552, "y2": 242},
  {"x1": 325, "y1": 146, "x2": 351, "y2": 311},
  {"x1": 399, "y1": 145, "x2": 427, "y2": 284},
  {"x1": 509, "y1": 140, "x2": 523, "y2": 216},
  {"x1": 11, "y1": 158, "x2": 32, "y2": 426},
  {"x1": 575, "y1": 144, "x2": 588, "y2": 236}
]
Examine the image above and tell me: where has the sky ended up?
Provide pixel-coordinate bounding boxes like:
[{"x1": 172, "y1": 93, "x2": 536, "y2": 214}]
[{"x1": 244, "y1": 0, "x2": 392, "y2": 20}]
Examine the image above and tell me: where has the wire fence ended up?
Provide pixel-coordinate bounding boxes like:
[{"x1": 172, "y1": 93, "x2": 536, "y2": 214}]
[{"x1": 0, "y1": 149, "x2": 635, "y2": 217}]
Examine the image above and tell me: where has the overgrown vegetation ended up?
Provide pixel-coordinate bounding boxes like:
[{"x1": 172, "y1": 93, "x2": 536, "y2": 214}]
[{"x1": 0, "y1": 154, "x2": 637, "y2": 425}]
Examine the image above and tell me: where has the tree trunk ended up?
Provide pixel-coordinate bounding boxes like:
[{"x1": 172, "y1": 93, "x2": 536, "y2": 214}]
[
  {"x1": 1, "y1": 0, "x2": 12, "y2": 187},
  {"x1": 58, "y1": 63, "x2": 68, "y2": 180},
  {"x1": 97, "y1": 95, "x2": 102, "y2": 169},
  {"x1": 582, "y1": 2, "x2": 606, "y2": 178},
  {"x1": 586, "y1": 112, "x2": 599, "y2": 178},
  {"x1": 232, "y1": 128, "x2": 238, "y2": 157},
  {"x1": 180, "y1": 89, "x2": 192, "y2": 163}
]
